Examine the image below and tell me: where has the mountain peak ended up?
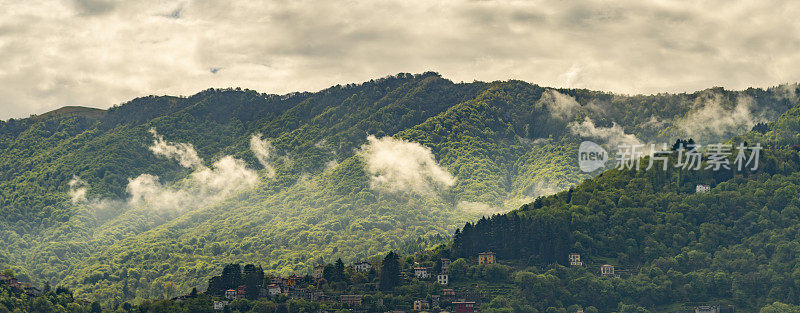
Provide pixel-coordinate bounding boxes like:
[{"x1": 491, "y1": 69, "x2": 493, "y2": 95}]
[{"x1": 32, "y1": 106, "x2": 106, "y2": 121}]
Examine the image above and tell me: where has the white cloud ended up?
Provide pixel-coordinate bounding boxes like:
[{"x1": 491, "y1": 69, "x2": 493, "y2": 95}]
[
  {"x1": 360, "y1": 135, "x2": 455, "y2": 194},
  {"x1": 539, "y1": 89, "x2": 581, "y2": 119},
  {"x1": 250, "y1": 133, "x2": 276, "y2": 178},
  {"x1": 68, "y1": 176, "x2": 88, "y2": 203},
  {"x1": 126, "y1": 156, "x2": 258, "y2": 211},
  {"x1": 149, "y1": 128, "x2": 203, "y2": 168},
  {"x1": 570, "y1": 116, "x2": 643, "y2": 147},
  {"x1": 73, "y1": 131, "x2": 259, "y2": 212},
  {"x1": 677, "y1": 92, "x2": 765, "y2": 141},
  {"x1": 189, "y1": 156, "x2": 259, "y2": 197},
  {"x1": 3, "y1": 0, "x2": 800, "y2": 119}
]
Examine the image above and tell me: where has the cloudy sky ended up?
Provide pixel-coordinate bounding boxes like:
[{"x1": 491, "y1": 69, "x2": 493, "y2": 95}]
[{"x1": 1, "y1": 0, "x2": 799, "y2": 119}]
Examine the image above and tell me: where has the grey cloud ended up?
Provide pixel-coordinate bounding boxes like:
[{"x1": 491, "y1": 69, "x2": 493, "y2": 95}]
[
  {"x1": 70, "y1": 0, "x2": 116, "y2": 16},
  {"x1": 570, "y1": 116, "x2": 644, "y2": 147},
  {"x1": 539, "y1": 89, "x2": 581, "y2": 119},
  {"x1": 3, "y1": 0, "x2": 800, "y2": 119},
  {"x1": 676, "y1": 92, "x2": 766, "y2": 142}
]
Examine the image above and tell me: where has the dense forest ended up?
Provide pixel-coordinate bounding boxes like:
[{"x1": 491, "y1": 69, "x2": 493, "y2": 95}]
[
  {"x1": 0, "y1": 72, "x2": 798, "y2": 307},
  {"x1": 441, "y1": 98, "x2": 800, "y2": 312}
]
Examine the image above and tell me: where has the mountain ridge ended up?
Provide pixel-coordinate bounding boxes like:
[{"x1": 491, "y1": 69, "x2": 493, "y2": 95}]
[{"x1": 0, "y1": 72, "x2": 798, "y2": 305}]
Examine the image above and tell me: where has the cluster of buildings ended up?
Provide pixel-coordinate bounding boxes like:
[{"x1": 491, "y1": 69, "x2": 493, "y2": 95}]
[
  {"x1": 395, "y1": 253, "x2": 499, "y2": 313},
  {"x1": 210, "y1": 253, "x2": 500, "y2": 312},
  {"x1": 210, "y1": 251, "x2": 634, "y2": 312},
  {"x1": 212, "y1": 261, "x2": 379, "y2": 311}
]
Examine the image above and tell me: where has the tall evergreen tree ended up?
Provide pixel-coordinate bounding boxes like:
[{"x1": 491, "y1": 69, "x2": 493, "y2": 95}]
[
  {"x1": 335, "y1": 258, "x2": 346, "y2": 281},
  {"x1": 379, "y1": 251, "x2": 400, "y2": 291}
]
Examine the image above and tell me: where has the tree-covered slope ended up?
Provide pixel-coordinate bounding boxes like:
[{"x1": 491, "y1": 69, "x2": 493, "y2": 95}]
[
  {"x1": 0, "y1": 73, "x2": 797, "y2": 305},
  {"x1": 446, "y1": 100, "x2": 800, "y2": 312}
]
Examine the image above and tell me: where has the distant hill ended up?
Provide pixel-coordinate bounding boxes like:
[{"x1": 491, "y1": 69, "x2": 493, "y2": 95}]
[
  {"x1": 0, "y1": 72, "x2": 797, "y2": 305},
  {"x1": 31, "y1": 106, "x2": 107, "y2": 121}
]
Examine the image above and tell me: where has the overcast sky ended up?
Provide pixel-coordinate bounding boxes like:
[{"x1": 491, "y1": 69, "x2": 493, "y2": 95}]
[{"x1": 1, "y1": 0, "x2": 799, "y2": 119}]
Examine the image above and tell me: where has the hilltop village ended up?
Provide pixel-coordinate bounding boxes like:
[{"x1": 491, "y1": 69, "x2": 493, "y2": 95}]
[
  {"x1": 1, "y1": 248, "x2": 737, "y2": 313},
  {"x1": 161, "y1": 250, "x2": 729, "y2": 313},
  {"x1": 203, "y1": 252, "x2": 504, "y2": 313}
]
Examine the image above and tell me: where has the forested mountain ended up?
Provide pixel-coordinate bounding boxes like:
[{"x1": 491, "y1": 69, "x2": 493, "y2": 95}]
[
  {"x1": 0, "y1": 72, "x2": 797, "y2": 306},
  {"x1": 446, "y1": 96, "x2": 800, "y2": 312}
]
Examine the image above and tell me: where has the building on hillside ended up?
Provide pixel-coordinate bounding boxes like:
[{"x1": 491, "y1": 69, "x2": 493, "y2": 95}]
[
  {"x1": 568, "y1": 253, "x2": 583, "y2": 266},
  {"x1": 352, "y1": 261, "x2": 372, "y2": 272},
  {"x1": 695, "y1": 306, "x2": 717, "y2": 313},
  {"x1": 437, "y1": 274, "x2": 449, "y2": 285},
  {"x1": 340, "y1": 294, "x2": 362, "y2": 306},
  {"x1": 431, "y1": 295, "x2": 441, "y2": 308},
  {"x1": 267, "y1": 284, "x2": 282, "y2": 296},
  {"x1": 237, "y1": 285, "x2": 247, "y2": 299},
  {"x1": 452, "y1": 301, "x2": 476, "y2": 313},
  {"x1": 414, "y1": 267, "x2": 431, "y2": 279},
  {"x1": 694, "y1": 305, "x2": 735, "y2": 313},
  {"x1": 442, "y1": 288, "x2": 456, "y2": 296},
  {"x1": 696, "y1": 184, "x2": 711, "y2": 193},
  {"x1": 224, "y1": 289, "x2": 237, "y2": 300},
  {"x1": 575, "y1": 307, "x2": 584, "y2": 313},
  {"x1": 413, "y1": 299, "x2": 430, "y2": 311},
  {"x1": 213, "y1": 300, "x2": 229, "y2": 310},
  {"x1": 600, "y1": 264, "x2": 617, "y2": 277},
  {"x1": 313, "y1": 265, "x2": 324, "y2": 279},
  {"x1": 478, "y1": 252, "x2": 496, "y2": 265},
  {"x1": 282, "y1": 275, "x2": 303, "y2": 289}
]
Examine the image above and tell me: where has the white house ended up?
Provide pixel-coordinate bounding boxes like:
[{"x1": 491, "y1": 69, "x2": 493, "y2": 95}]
[
  {"x1": 353, "y1": 261, "x2": 372, "y2": 272},
  {"x1": 213, "y1": 300, "x2": 229, "y2": 310},
  {"x1": 267, "y1": 284, "x2": 282, "y2": 296},
  {"x1": 437, "y1": 274, "x2": 449, "y2": 285},
  {"x1": 694, "y1": 306, "x2": 718, "y2": 313},
  {"x1": 696, "y1": 184, "x2": 711, "y2": 193}
]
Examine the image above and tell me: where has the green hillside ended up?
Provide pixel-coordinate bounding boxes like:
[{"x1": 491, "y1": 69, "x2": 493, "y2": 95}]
[
  {"x1": 443, "y1": 99, "x2": 800, "y2": 312},
  {"x1": 0, "y1": 73, "x2": 797, "y2": 305}
]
